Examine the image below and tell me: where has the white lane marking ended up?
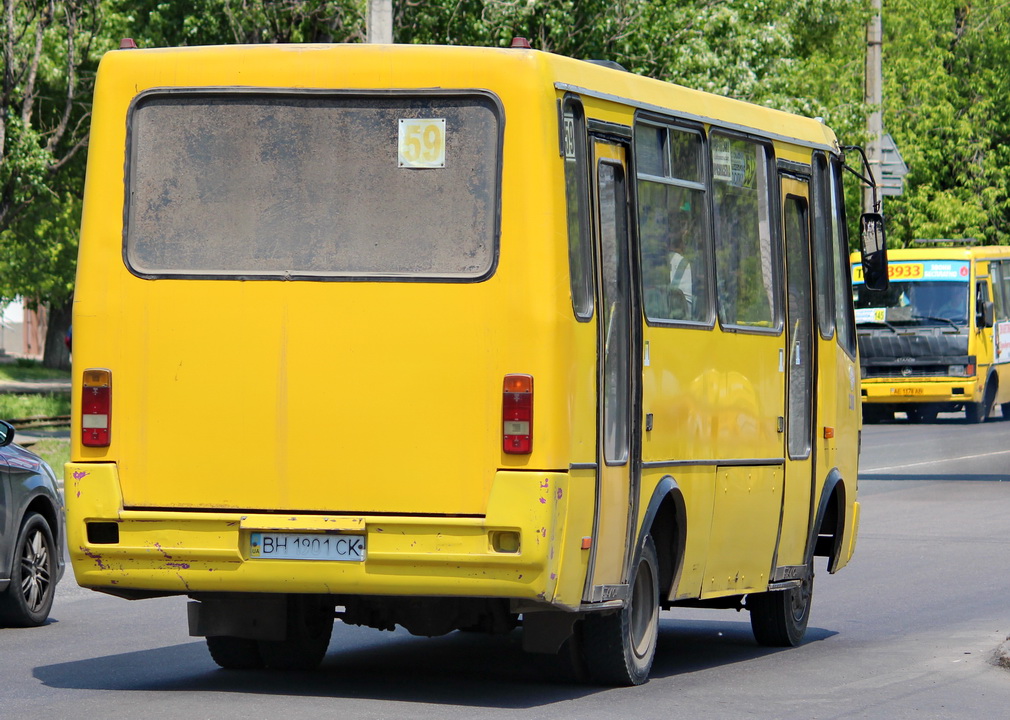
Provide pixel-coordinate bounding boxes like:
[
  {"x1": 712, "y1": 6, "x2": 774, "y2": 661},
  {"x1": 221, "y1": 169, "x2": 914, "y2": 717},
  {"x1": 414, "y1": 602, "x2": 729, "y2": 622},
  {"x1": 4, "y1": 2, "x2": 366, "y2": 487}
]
[{"x1": 862, "y1": 448, "x2": 1010, "y2": 473}]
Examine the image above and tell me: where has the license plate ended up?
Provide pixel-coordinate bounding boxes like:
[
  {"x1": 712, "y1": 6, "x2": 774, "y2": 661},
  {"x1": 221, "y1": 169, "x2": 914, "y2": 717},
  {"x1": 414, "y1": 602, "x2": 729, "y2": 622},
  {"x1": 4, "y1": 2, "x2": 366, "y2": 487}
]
[
  {"x1": 890, "y1": 388, "x2": 924, "y2": 396},
  {"x1": 250, "y1": 532, "x2": 365, "y2": 561}
]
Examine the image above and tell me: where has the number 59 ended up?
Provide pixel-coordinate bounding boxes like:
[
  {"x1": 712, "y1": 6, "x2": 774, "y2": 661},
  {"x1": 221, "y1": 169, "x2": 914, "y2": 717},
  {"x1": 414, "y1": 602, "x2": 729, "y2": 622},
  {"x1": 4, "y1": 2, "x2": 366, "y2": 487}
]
[{"x1": 398, "y1": 118, "x2": 446, "y2": 168}]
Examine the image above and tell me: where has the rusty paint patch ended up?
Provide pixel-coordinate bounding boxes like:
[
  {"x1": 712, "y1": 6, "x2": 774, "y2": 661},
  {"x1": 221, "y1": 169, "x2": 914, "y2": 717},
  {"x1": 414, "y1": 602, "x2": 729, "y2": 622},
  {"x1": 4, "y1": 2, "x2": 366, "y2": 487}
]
[
  {"x1": 81, "y1": 546, "x2": 107, "y2": 570},
  {"x1": 73, "y1": 470, "x2": 89, "y2": 480},
  {"x1": 556, "y1": 488, "x2": 563, "y2": 500},
  {"x1": 539, "y1": 497, "x2": 546, "y2": 504},
  {"x1": 153, "y1": 543, "x2": 173, "y2": 560},
  {"x1": 166, "y1": 562, "x2": 190, "y2": 570}
]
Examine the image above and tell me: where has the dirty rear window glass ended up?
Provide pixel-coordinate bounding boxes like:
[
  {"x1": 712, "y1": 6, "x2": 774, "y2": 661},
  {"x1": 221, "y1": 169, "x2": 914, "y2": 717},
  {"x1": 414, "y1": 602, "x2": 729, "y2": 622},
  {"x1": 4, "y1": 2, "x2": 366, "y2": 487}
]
[{"x1": 125, "y1": 92, "x2": 501, "y2": 279}]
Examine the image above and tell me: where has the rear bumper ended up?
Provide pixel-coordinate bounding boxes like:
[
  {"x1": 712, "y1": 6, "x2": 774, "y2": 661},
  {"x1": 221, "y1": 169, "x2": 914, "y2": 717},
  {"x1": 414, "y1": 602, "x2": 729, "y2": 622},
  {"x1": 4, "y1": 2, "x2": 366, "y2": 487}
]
[{"x1": 65, "y1": 463, "x2": 591, "y2": 610}]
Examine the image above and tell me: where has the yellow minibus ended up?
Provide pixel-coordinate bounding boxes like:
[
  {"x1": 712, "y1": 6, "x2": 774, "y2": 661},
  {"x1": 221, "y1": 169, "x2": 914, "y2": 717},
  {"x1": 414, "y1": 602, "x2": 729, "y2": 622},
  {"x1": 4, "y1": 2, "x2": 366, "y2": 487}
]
[
  {"x1": 68, "y1": 39, "x2": 884, "y2": 685},
  {"x1": 853, "y1": 245, "x2": 1010, "y2": 422}
]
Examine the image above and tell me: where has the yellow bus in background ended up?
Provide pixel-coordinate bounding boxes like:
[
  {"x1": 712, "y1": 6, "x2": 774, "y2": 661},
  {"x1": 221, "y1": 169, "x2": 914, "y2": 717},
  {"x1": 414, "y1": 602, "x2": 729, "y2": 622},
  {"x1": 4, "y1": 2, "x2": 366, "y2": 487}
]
[
  {"x1": 853, "y1": 245, "x2": 1010, "y2": 423},
  {"x1": 68, "y1": 39, "x2": 885, "y2": 685}
]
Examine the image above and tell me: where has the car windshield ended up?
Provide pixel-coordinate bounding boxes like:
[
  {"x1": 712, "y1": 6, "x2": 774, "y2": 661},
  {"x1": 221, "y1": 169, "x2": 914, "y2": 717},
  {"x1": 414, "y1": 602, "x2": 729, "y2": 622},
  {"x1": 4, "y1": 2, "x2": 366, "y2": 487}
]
[{"x1": 853, "y1": 279, "x2": 969, "y2": 327}]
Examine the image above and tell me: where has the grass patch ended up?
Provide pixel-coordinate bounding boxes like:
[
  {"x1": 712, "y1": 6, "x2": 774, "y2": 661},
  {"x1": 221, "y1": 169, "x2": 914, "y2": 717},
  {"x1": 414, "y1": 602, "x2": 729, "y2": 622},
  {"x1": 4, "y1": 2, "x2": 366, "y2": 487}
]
[
  {"x1": 0, "y1": 393, "x2": 71, "y2": 420},
  {"x1": 25, "y1": 438, "x2": 70, "y2": 474},
  {"x1": 0, "y1": 358, "x2": 70, "y2": 382}
]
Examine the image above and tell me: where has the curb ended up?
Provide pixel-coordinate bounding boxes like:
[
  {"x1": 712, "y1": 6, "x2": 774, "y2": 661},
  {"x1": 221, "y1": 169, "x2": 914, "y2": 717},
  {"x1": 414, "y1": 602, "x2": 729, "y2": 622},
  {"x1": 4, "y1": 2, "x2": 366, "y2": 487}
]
[{"x1": 0, "y1": 380, "x2": 71, "y2": 394}]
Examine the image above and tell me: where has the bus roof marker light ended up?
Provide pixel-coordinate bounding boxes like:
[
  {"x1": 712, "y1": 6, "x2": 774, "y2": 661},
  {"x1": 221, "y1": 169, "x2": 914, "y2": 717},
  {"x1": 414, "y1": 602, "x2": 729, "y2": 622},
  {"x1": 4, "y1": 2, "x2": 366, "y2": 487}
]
[
  {"x1": 510, "y1": 37, "x2": 532, "y2": 49},
  {"x1": 82, "y1": 368, "x2": 112, "y2": 447},
  {"x1": 503, "y1": 374, "x2": 533, "y2": 454},
  {"x1": 119, "y1": 38, "x2": 137, "y2": 49}
]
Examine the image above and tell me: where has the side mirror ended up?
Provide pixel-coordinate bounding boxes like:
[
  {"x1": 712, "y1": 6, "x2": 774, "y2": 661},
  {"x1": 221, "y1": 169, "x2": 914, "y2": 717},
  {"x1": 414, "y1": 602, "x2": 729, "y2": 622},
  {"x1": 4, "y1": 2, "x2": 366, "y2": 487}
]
[
  {"x1": 0, "y1": 420, "x2": 15, "y2": 448},
  {"x1": 859, "y1": 212, "x2": 888, "y2": 291},
  {"x1": 979, "y1": 300, "x2": 995, "y2": 329}
]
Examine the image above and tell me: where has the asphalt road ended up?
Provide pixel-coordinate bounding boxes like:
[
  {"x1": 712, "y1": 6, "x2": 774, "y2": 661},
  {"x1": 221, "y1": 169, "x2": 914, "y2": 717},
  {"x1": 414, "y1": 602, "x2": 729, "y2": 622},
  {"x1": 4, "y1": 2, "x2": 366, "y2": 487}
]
[{"x1": 2, "y1": 416, "x2": 1009, "y2": 719}]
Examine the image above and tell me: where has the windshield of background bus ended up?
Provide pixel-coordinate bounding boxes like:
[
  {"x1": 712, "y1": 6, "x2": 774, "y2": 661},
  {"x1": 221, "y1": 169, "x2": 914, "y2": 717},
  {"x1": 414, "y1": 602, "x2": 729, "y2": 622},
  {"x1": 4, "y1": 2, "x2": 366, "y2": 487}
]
[{"x1": 852, "y1": 260, "x2": 970, "y2": 326}]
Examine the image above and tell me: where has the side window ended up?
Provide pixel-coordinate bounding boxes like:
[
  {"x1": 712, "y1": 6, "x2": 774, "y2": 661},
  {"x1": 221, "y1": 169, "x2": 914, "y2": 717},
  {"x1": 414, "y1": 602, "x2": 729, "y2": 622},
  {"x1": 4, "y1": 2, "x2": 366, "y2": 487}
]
[
  {"x1": 711, "y1": 134, "x2": 778, "y2": 329},
  {"x1": 811, "y1": 152, "x2": 836, "y2": 339},
  {"x1": 784, "y1": 194, "x2": 813, "y2": 459},
  {"x1": 1003, "y1": 262, "x2": 1010, "y2": 319},
  {"x1": 635, "y1": 121, "x2": 712, "y2": 324},
  {"x1": 992, "y1": 261, "x2": 1009, "y2": 322},
  {"x1": 829, "y1": 156, "x2": 857, "y2": 357},
  {"x1": 976, "y1": 278, "x2": 991, "y2": 324},
  {"x1": 563, "y1": 98, "x2": 593, "y2": 320}
]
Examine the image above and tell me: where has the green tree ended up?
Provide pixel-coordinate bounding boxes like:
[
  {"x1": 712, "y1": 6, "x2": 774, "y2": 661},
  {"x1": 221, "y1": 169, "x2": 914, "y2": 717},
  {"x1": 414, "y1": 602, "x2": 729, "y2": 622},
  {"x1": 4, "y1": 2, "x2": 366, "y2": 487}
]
[
  {"x1": 882, "y1": 1, "x2": 1010, "y2": 246},
  {"x1": 112, "y1": 0, "x2": 365, "y2": 47},
  {"x1": 1, "y1": 0, "x2": 105, "y2": 367}
]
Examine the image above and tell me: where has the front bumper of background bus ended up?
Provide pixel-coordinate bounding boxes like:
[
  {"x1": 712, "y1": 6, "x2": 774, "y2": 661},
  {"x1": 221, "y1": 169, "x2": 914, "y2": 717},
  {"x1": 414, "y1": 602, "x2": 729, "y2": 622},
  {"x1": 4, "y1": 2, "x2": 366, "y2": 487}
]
[
  {"x1": 65, "y1": 463, "x2": 593, "y2": 611},
  {"x1": 860, "y1": 376, "x2": 981, "y2": 405}
]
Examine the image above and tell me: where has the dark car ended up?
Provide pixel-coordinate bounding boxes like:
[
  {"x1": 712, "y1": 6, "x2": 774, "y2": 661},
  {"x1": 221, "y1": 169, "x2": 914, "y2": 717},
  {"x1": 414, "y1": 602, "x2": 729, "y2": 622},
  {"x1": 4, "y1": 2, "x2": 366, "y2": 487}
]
[{"x1": 0, "y1": 420, "x2": 64, "y2": 626}]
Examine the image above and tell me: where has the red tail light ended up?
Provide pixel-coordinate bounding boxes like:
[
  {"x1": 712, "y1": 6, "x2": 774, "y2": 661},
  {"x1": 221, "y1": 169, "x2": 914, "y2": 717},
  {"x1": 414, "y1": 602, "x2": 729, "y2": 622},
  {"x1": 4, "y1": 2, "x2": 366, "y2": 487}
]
[
  {"x1": 82, "y1": 368, "x2": 112, "y2": 447},
  {"x1": 503, "y1": 374, "x2": 533, "y2": 454}
]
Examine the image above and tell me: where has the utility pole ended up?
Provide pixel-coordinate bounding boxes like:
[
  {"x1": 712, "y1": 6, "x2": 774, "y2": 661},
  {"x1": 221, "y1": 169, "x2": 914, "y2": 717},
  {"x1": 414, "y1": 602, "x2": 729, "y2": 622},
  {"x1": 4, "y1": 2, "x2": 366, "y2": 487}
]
[
  {"x1": 367, "y1": 0, "x2": 393, "y2": 44},
  {"x1": 864, "y1": 0, "x2": 883, "y2": 214}
]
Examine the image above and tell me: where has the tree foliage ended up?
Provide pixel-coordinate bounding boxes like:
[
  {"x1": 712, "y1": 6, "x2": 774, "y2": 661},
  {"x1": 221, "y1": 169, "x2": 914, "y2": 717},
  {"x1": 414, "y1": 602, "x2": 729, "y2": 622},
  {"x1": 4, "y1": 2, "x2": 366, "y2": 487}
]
[
  {"x1": 0, "y1": 0, "x2": 107, "y2": 367},
  {"x1": 4, "y1": 0, "x2": 1010, "y2": 368},
  {"x1": 882, "y1": 1, "x2": 1010, "y2": 247}
]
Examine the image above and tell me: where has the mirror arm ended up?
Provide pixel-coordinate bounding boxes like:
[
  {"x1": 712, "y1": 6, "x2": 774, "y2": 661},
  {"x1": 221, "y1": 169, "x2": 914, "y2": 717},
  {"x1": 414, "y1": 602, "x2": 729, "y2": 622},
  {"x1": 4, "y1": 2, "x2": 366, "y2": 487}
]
[{"x1": 840, "y1": 145, "x2": 880, "y2": 214}]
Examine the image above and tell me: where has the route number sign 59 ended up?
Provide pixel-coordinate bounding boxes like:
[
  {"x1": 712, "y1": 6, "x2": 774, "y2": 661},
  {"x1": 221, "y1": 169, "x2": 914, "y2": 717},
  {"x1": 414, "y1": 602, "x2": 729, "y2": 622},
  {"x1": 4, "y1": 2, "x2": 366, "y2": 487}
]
[{"x1": 398, "y1": 118, "x2": 446, "y2": 168}]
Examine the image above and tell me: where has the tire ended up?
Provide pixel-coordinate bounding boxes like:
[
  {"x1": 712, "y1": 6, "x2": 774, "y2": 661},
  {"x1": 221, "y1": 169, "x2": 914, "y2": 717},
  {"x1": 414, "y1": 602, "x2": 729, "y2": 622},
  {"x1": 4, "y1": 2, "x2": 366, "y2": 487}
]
[
  {"x1": 257, "y1": 595, "x2": 334, "y2": 670},
  {"x1": 748, "y1": 560, "x2": 813, "y2": 647},
  {"x1": 862, "y1": 406, "x2": 892, "y2": 424},
  {"x1": 1001, "y1": 402, "x2": 1010, "y2": 421},
  {"x1": 580, "y1": 535, "x2": 660, "y2": 686},
  {"x1": 207, "y1": 636, "x2": 264, "y2": 669},
  {"x1": 0, "y1": 512, "x2": 56, "y2": 627},
  {"x1": 965, "y1": 383, "x2": 995, "y2": 424},
  {"x1": 907, "y1": 407, "x2": 937, "y2": 423}
]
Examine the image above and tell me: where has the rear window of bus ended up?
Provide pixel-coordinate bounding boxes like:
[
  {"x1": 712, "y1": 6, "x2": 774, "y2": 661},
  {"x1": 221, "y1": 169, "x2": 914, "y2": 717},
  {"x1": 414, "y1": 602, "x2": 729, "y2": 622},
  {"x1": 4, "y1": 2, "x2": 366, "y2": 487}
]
[{"x1": 124, "y1": 91, "x2": 502, "y2": 280}]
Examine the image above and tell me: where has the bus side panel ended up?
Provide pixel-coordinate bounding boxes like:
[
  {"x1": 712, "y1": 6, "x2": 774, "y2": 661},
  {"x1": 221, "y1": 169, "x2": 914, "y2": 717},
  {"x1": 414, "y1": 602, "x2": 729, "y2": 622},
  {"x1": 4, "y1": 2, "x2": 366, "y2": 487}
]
[
  {"x1": 641, "y1": 330, "x2": 784, "y2": 463},
  {"x1": 638, "y1": 466, "x2": 715, "y2": 601},
  {"x1": 642, "y1": 329, "x2": 784, "y2": 597},
  {"x1": 703, "y1": 465, "x2": 782, "y2": 596}
]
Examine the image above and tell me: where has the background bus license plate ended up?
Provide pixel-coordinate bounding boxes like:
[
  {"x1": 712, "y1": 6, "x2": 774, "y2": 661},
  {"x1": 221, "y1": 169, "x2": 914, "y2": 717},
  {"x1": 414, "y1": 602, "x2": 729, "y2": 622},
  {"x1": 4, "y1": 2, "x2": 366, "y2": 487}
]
[
  {"x1": 890, "y1": 388, "x2": 924, "y2": 395},
  {"x1": 250, "y1": 532, "x2": 365, "y2": 561}
]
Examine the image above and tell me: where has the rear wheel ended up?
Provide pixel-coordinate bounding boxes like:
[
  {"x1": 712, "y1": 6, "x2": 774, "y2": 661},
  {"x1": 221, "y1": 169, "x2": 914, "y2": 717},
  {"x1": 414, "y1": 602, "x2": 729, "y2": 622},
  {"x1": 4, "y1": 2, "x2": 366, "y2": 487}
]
[
  {"x1": 206, "y1": 636, "x2": 264, "y2": 669},
  {"x1": 258, "y1": 595, "x2": 334, "y2": 670},
  {"x1": 0, "y1": 512, "x2": 56, "y2": 627},
  {"x1": 580, "y1": 535, "x2": 660, "y2": 686},
  {"x1": 748, "y1": 560, "x2": 814, "y2": 647}
]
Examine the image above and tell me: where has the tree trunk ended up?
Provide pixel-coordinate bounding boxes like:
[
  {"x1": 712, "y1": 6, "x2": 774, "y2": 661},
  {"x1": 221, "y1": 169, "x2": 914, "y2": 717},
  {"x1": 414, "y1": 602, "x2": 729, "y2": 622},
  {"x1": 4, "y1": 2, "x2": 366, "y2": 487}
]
[{"x1": 42, "y1": 297, "x2": 71, "y2": 370}]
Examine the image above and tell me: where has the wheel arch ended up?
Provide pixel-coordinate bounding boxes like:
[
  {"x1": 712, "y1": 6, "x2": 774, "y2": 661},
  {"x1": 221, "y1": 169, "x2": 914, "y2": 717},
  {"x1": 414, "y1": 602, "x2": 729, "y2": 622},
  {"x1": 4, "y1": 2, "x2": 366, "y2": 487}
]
[
  {"x1": 810, "y1": 468, "x2": 847, "y2": 573},
  {"x1": 634, "y1": 476, "x2": 686, "y2": 604}
]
